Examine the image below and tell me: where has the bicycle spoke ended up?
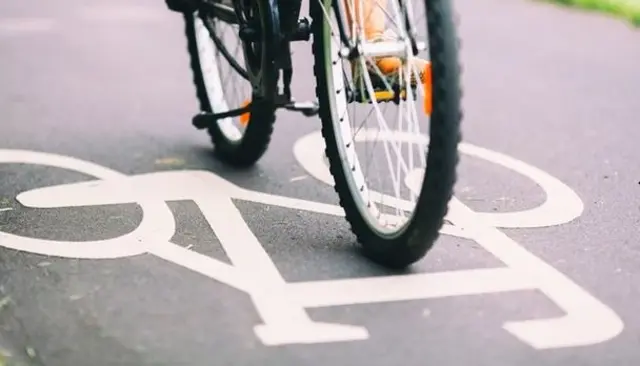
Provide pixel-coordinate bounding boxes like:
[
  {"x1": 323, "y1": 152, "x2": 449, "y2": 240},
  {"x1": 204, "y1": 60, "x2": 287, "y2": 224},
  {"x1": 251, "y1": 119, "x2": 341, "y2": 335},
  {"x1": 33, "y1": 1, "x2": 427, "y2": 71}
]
[{"x1": 320, "y1": 0, "x2": 435, "y2": 229}]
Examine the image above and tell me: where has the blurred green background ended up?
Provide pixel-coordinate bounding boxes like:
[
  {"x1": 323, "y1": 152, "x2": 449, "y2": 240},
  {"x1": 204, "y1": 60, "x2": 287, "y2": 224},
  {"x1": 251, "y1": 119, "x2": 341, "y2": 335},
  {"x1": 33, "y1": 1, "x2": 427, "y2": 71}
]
[{"x1": 547, "y1": 0, "x2": 640, "y2": 25}]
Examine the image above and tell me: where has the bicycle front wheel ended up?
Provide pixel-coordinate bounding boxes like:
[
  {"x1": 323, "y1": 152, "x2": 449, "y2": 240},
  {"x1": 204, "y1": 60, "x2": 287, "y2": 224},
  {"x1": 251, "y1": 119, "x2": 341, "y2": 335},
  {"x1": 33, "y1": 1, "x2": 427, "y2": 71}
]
[{"x1": 310, "y1": 0, "x2": 462, "y2": 268}]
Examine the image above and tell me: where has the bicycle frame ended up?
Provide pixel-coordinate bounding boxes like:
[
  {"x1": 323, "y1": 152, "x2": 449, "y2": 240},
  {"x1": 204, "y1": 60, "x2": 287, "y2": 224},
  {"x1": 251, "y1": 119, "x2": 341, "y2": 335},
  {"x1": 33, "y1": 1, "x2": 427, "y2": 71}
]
[
  {"x1": 190, "y1": 0, "x2": 422, "y2": 130},
  {"x1": 191, "y1": 0, "x2": 323, "y2": 130},
  {"x1": 196, "y1": 0, "x2": 307, "y2": 100}
]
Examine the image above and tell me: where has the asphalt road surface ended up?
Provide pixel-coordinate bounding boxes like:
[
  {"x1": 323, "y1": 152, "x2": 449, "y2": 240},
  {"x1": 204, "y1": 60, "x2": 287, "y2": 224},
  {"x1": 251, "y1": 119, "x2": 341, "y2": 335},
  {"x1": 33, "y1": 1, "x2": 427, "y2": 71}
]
[{"x1": 1, "y1": 0, "x2": 639, "y2": 365}]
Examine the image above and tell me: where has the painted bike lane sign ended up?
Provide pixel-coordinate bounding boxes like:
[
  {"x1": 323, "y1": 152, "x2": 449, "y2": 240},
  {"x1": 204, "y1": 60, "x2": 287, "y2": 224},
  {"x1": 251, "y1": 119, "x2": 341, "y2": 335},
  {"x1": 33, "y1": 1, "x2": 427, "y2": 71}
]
[{"x1": 0, "y1": 131, "x2": 624, "y2": 349}]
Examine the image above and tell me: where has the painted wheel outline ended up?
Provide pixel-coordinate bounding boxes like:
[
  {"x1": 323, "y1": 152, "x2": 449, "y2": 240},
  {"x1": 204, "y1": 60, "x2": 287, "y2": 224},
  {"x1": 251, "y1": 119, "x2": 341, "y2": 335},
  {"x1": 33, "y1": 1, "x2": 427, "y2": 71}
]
[
  {"x1": 0, "y1": 144, "x2": 624, "y2": 350},
  {"x1": 293, "y1": 130, "x2": 585, "y2": 228},
  {"x1": 0, "y1": 131, "x2": 584, "y2": 259},
  {"x1": 0, "y1": 149, "x2": 176, "y2": 259}
]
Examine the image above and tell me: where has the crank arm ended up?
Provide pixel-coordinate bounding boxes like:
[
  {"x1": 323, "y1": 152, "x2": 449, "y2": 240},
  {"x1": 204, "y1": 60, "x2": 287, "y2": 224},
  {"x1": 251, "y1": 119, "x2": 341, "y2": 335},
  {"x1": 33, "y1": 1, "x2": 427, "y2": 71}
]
[
  {"x1": 192, "y1": 104, "x2": 251, "y2": 130},
  {"x1": 192, "y1": 97, "x2": 319, "y2": 131},
  {"x1": 281, "y1": 100, "x2": 319, "y2": 117}
]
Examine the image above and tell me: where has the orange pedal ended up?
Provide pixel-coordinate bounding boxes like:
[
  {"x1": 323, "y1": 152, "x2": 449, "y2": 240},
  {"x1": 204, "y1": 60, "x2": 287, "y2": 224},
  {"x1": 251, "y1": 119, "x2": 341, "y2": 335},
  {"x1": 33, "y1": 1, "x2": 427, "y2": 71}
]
[{"x1": 239, "y1": 99, "x2": 251, "y2": 126}]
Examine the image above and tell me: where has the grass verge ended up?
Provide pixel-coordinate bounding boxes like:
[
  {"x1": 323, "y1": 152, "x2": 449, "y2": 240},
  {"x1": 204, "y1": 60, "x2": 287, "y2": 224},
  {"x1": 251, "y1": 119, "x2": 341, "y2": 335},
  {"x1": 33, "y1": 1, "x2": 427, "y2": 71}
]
[{"x1": 546, "y1": 0, "x2": 640, "y2": 25}]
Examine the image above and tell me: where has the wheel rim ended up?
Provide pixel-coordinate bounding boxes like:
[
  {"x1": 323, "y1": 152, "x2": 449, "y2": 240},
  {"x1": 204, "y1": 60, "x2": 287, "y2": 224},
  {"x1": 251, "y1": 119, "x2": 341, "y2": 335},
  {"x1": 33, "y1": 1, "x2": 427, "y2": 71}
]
[
  {"x1": 193, "y1": 11, "x2": 254, "y2": 142},
  {"x1": 320, "y1": 0, "x2": 432, "y2": 237}
]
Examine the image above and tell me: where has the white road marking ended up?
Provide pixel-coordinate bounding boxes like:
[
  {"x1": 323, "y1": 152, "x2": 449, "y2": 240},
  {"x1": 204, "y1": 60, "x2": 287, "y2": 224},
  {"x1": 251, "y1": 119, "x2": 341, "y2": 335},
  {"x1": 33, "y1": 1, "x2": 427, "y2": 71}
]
[
  {"x1": 0, "y1": 208, "x2": 12, "y2": 212},
  {"x1": 0, "y1": 150, "x2": 174, "y2": 259},
  {"x1": 286, "y1": 267, "x2": 537, "y2": 307},
  {"x1": 0, "y1": 135, "x2": 624, "y2": 349},
  {"x1": 292, "y1": 130, "x2": 622, "y2": 348},
  {"x1": 449, "y1": 197, "x2": 623, "y2": 349},
  {"x1": 13, "y1": 168, "x2": 370, "y2": 344}
]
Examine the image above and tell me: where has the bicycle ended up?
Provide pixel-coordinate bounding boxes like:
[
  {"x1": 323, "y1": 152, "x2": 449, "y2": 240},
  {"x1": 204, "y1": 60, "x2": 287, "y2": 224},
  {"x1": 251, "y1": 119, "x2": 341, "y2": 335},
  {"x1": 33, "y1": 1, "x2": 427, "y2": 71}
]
[{"x1": 166, "y1": 0, "x2": 462, "y2": 268}]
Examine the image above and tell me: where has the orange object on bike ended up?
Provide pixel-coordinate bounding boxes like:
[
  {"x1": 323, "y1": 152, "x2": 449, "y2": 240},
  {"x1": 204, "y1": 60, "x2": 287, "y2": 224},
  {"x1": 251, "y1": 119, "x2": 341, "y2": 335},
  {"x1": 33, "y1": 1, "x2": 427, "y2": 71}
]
[
  {"x1": 423, "y1": 62, "x2": 432, "y2": 116},
  {"x1": 239, "y1": 99, "x2": 251, "y2": 126}
]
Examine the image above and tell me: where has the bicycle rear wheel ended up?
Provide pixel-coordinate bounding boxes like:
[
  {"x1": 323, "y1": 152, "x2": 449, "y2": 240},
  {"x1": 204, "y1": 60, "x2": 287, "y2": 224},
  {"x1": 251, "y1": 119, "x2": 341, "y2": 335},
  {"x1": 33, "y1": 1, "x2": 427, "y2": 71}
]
[
  {"x1": 184, "y1": 2, "x2": 277, "y2": 167},
  {"x1": 310, "y1": 0, "x2": 462, "y2": 268}
]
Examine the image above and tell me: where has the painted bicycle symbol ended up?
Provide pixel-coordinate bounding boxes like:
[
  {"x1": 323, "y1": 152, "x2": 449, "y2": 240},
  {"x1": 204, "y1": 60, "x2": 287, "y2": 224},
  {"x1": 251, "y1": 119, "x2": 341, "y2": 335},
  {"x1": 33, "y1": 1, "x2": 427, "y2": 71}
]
[{"x1": 0, "y1": 130, "x2": 624, "y2": 349}]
